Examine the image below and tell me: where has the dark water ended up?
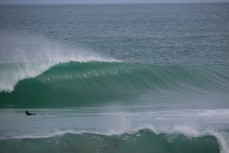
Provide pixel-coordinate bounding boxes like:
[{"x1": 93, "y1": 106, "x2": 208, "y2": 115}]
[{"x1": 0, "y1": 3, "x2": 229, "y2": 153}]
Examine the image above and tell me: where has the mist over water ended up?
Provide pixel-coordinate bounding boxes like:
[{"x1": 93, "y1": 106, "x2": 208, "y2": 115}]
[{"x1": 0, "y1": 31, "x2": 116, "y2": 92}]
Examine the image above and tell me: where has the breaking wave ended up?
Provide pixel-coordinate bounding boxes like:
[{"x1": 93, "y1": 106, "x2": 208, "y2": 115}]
[
  {"x1": 0, "y1": 129, "x2": 222, "y2": 153},
  {"x1": 0, "y1": 61, "x2": 228, "y2": 108}
]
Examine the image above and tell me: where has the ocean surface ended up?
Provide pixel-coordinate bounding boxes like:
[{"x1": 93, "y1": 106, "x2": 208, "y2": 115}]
[{"x1": 0, "y1": 3, "x2": 229, "y2": 153}]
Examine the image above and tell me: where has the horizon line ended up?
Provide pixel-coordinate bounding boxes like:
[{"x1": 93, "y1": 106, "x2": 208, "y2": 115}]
[{"x1": 0, "y1": 1, "x2": 228, "y2": 5}]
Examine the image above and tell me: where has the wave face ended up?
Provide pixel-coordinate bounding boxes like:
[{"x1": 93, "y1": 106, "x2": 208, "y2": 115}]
[
  {"x1": 0, "y1": 61, "x2": 228, "y2": 108},
  {"x1": 0, "y1": 130, "x2": 220, "y2": 153}
]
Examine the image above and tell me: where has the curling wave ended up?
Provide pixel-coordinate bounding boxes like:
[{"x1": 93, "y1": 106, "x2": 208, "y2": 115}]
[{"x1": 0, "y1": 61, "x2": 228, "y2": 108}]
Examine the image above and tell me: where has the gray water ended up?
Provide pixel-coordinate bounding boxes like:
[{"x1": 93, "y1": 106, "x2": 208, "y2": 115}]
[{"x1": 0, "y1": 3, "x2": 229, "y2": 64}]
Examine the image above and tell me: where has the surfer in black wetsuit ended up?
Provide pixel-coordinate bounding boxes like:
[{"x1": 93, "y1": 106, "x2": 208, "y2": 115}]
[{"x1": 25, "y1": 110, "x2": 35, "y2": 115}]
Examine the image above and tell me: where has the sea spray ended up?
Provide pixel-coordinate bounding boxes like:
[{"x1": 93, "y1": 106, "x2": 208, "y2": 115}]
[{"x1": 0, "y1": 31, "x2": 116, "y2": 92}]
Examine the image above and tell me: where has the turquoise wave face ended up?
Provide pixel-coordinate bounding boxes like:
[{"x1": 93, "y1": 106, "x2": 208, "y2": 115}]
[
  {"x1": 0, "y1": 61, "x2": 229, "y2": 108},
  {"x1": 0, "y1": 129, "x2": 220, "y2": 153}
]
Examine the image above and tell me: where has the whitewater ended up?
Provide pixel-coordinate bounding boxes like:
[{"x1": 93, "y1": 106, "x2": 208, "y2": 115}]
[{"x1": 0, "y1": 3, "x2": 229, "y2": 153}]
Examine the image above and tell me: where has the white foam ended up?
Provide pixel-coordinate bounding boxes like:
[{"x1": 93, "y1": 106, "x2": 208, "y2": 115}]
[
  {"x1": 0, "y1": 31, "x2": 117, "y2": 92},
  {"x1": 210, "y1": 131, "x2": 229, "y2": 153},
  {"x1": 161, "y1": 126, "x2": 229, "y2": 153}
]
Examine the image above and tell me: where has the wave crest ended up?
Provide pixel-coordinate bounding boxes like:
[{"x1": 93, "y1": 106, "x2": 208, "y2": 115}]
[{"x1": 0, "y1": 32, "x2": 116, "y2": 92}]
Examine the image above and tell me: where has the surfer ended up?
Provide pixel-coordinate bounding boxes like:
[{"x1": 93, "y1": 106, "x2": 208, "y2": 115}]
[{"x1": 25, "y1": 110, "x2": 35, "y2": 115}]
